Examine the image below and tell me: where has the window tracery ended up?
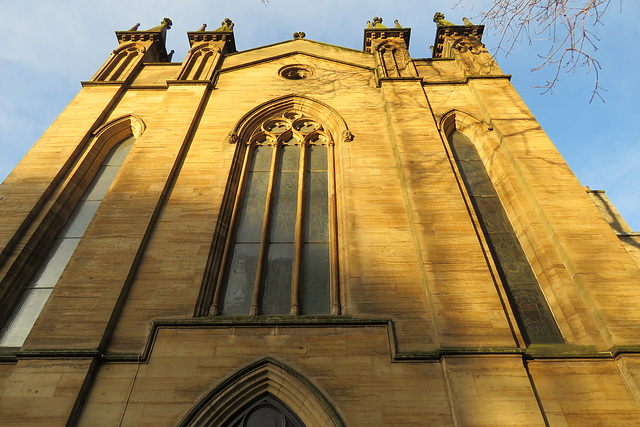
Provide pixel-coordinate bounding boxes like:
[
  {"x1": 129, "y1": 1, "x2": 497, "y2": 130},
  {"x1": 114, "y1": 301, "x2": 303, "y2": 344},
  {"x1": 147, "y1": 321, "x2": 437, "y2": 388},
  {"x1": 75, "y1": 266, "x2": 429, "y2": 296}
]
[{"x1": 212, "y1": 112, "x2": 339, "y2": 316}]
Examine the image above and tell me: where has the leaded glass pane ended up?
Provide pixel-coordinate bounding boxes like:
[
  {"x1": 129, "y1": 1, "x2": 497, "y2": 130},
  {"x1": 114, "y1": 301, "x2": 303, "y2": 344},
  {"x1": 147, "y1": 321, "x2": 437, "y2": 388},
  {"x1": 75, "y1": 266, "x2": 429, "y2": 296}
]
[
  {"x1": 512, "y1": 287, "x2": 563, "y2": 344},
  {"x1": 235, "y1": 171, "x2": 269, "y2": 243},
  {"x1": 103, "y1": 136, "x2": 135, "y2": 166},
  {"x1": 457, "y1": 160, "x2": 496, "y2": 196},
  {"x1": 82, "y1": 165, "x2": 120, "y2": 201},
  {"x1": 271, "y1": 171, "x2": 298, "y2": 243},
  {"x1": 470, "y1": 196, "x2": 511, "y2": 233},
  {"x1": 486, "y1": 232, "x2": 539, "y2": 284},
  {"x1": 251, "y1": 145, "x2": 273, "y2": 172},
  {"x1": 279, "y1": 145, "x2": 300, "y2": 172},
  {"x1": 58, "y1": 200, "x2": 101, "y2": 238},
  {"x1": 301, "y1": 243, "x2": 330, "y2": 314},
  {"x1": 27, "y1": 238, "x2": 81, "y2": 289},
  {"x1": 0, "y1": 288, "x2": 53, "y2": 347},
  {"x1": 261, "y1": 243, "x2": 294, "y2": 315},
  {"x1": 308, "y1": 144, "x2": 327, "y2": 171},
  {"x1": 305, "y1": 172, "x2": 329, "y2": 243},
  {"x1": 223, "y1": 243, "x2": 260, "y2": 315},
  {"x1": 450, "y1": 131, "x2": 481, "y2": 160}
]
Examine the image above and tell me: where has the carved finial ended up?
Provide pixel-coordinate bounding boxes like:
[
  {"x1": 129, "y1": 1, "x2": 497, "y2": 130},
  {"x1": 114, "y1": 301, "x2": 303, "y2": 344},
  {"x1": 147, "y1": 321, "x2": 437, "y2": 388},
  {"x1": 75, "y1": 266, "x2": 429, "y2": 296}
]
[
  {"x1": 128, "y1": 23, "x2": 140, "y2": 31},
  {"x1": 214, "y1": 18, "x2": 234, "y2": 32},
  {"x1": 197, "y1": 23, "x2": 207, "y2": 31},
  {"x1": 366, "y1": 20, "x2": 373, "y2": 29},
  {"x1": 168, "y1": 50, "x2": 175, "y2": 61},
  {"x1": 433, "y1": 12, "x2": 455, "y2": 27},
  {"x1": 146, "y1": 17, "x2": 173, "y2": 32},
  {"x1": 293, "y1": 31, "x2": 306, "y2": 39},
  {"x1": 394, "y1": 19, "x2": 402, "y2": 28},
  {"x1": 463, "y1": 17, "x2": 475, "y2": 26},
  {"x1": 372, "y1": 17, "x2": 386, "y2": 29}
]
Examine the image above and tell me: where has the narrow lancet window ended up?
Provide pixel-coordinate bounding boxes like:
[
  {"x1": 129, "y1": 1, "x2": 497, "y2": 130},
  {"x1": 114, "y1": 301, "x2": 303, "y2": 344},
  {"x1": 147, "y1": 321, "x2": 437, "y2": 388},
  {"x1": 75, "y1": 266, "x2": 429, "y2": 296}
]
[
  {"x1": 218, "y1": 112, "x2": 337, "y2": 316},
  {"x1": 448, "y1": 130, "x2": 563, "y2": 344},
  {"x1": 0, "y1": 136, "x2": 135, "y2": 347}
]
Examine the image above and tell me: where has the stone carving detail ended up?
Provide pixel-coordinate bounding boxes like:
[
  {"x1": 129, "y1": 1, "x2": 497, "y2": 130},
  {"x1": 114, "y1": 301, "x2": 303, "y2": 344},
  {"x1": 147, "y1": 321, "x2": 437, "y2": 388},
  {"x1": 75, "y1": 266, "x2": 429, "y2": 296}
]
[
  {"x1": 342, "y1": 130, "x2": 354, "y2": 143},
  {"x1": 145, "y1": 18, "x2": 172, "y2": 32},
  {"x1": 372, "y1": 17, "x2": 386, "y2": 29},
  {"x1": 178, "y1": 44, "x2": 222, "y2": 81},
  {"x1": 94, "y1": 45, "x2": 143, "y2": 82},
  {"x1": 293, "y1": 32, "x2": 306, "y2": 39},
  {"x1": 227, "y1": 131, "x2": 239, "y2": 144},
  {"x1": 452, "y1": 36, "x2": 497, "y2": 75},
  {"x1": 433, "y1": 12, "x2": 455, "y2": 27},
  {"x1": 214, "y1": 18, "x2": 234, "y2": 32},
  {"x1": 375, "y1": 38, "x2": 414, "y2": 78}
]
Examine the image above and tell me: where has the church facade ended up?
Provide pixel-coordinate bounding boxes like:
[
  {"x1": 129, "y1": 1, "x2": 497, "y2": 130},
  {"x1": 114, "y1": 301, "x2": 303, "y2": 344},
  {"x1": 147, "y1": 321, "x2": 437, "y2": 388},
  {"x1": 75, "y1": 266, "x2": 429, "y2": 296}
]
[{"x1": 1, "y1": 15, "x2": 640, "y2": 425}]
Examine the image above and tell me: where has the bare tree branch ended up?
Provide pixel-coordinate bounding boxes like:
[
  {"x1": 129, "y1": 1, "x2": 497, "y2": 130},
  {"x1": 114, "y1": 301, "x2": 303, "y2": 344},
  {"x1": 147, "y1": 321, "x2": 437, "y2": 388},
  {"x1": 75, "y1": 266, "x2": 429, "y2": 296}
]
[{"x1": 460, "y1": 0, "x2": 620, "y2": 102}]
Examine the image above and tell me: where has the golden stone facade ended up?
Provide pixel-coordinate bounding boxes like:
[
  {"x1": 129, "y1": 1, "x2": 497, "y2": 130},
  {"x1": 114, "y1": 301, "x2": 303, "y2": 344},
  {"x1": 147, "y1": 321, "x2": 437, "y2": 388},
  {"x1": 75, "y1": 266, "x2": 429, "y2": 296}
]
[{"x1": 1, "y1": 17, "x2": 640, "y2": 426}]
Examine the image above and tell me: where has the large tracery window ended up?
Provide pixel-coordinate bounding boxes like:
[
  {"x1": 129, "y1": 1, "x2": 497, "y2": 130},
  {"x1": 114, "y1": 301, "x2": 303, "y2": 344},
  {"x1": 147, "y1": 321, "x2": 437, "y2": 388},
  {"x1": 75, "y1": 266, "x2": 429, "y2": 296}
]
[{"x1": 215, "y1": 112, "x2": 338, "y2": 316}]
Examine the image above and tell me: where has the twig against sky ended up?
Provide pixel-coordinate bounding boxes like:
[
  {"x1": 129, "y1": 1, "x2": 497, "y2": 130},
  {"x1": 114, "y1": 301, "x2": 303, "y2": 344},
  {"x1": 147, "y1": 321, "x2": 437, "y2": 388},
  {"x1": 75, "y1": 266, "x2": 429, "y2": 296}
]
[{"x1": 462, "y1": 0, "x2": 618, "y2": 102}]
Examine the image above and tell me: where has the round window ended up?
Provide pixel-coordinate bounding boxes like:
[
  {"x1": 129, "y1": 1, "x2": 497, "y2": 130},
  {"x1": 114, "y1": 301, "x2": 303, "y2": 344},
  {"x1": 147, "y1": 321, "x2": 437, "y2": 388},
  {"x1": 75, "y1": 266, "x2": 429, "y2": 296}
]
[{"x1": 279, "y1": 65, "x2": 313, "y2": 80}]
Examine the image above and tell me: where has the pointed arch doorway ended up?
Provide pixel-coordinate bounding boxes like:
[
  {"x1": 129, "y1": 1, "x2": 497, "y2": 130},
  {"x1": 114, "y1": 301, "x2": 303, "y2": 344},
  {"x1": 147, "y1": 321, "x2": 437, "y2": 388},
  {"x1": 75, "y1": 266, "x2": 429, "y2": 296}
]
[{"x1": 178, "y1": 358, "x2": 344, "y2": 427}]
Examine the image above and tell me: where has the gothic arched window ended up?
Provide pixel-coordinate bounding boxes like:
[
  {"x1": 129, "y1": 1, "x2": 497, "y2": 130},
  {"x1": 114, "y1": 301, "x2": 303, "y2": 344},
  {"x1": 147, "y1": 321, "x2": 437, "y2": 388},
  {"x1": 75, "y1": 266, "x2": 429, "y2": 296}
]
[
  {"x1": 0, "y1": 136, "x2": 135, "y2": 347},
  {"x1": 448, "y1": 130, "x2": 563, "y2": 344},
  {"x1": 213, "y1": 112, "x2": 338, "y2": 316}
]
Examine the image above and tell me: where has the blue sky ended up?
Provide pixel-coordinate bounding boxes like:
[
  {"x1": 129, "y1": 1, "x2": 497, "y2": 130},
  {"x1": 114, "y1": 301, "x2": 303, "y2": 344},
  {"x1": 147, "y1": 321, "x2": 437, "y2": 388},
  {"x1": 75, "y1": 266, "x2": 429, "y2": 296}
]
[{"x1": 1, "y1": 0, "x2": 638, "y2": 229}]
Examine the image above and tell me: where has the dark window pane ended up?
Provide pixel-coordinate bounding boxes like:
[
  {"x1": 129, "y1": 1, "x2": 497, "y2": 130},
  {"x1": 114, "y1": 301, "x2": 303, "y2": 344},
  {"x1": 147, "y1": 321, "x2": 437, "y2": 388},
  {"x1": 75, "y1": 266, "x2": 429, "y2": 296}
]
[
  {"x1": 471, "y1": 196, "x2": 511, "y2": 233},
  {"x1": 450, "y1": 131, "x2": 481, "y2": 160},
  {"x1": 457, "y1": 160, "x2": 496, "y2": 196},
  {"x1": 279, "y1": 145, "x2": 300, "y2": 172},
  {"x1": 225, "y1": 395, "x2": 305, "y2": 427},
  {"x1": 250, "y1": 145, "x2": 273, "y2": 171},
  {"x1": 271, "y1": 171, "x2": 298, "y2": 243},
  {"x1": 305, "y1": 172, "x2": 329, "y2": 242},
  {"x1": 223, "y1": 243, "x2": 260, "y2": 315},
  {"x1": 235, "y1": 171, "x2": 269, "y2": 243},
  {"x1": 448, "y1": 130, "x2": 563, "y2": 344},
  {"x1": 511, "y1": 287, "x2": 563, "y2": 344},
  {"x1": 486, "y1": 232, "x2": 538, "y2": 284},
  {"x1": 308, "y1": 144, "x2": 327, "y2": 171},
  {"x1": 261, "y1": 243, "x2": 294, "y2": 315},
  {"x1": 301, "y1": 243, "x2": 330, "y2": 314}
]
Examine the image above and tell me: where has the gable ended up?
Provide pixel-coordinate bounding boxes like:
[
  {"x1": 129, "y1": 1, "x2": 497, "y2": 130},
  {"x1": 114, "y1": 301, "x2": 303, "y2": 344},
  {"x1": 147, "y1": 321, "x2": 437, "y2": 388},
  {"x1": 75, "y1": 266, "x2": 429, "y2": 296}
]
[{"x1": 220, "y1": 38, "x2": 375, "y2": 72}]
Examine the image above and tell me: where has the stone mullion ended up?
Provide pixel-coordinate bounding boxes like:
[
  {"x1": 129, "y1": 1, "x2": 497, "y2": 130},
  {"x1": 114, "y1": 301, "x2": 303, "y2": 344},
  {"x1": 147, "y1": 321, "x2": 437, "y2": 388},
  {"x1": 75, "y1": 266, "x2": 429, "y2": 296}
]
[
  {"x1": 250, "y1": 143, "x2": 279, "y2": 316},
  {"x1": 290, "y1": 142, "x2": 307, "y2": 316},
  {"x1": 210, "y1": 144, "x2": 253, "y2": 316}
]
